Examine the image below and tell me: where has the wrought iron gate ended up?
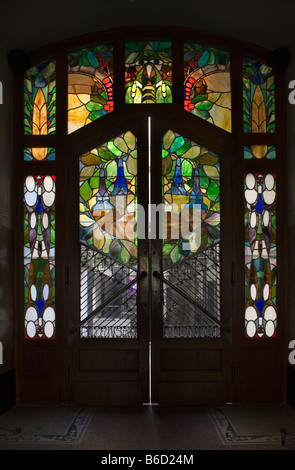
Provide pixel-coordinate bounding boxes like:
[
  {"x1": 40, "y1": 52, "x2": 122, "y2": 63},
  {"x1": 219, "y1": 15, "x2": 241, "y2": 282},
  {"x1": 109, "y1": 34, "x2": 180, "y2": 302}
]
[{"x1": 160, "y1": 241, "x2": 225, "y2": 339}]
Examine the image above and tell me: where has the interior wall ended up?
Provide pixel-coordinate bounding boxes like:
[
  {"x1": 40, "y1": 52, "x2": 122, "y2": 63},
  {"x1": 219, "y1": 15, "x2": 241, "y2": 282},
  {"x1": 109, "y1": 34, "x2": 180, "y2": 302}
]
[
  {"x1": 0, "y1": 45, "x2": 13, "y2": 374},
  {"x1": 1, "y1": 0, "x2": 295, "y2": 53},
  {"x1": 1, "y1": 0, "x2": 295, "y2": 401},
  {"x1": 287, "y1": 56, "x2": 295, "y2": 344}
]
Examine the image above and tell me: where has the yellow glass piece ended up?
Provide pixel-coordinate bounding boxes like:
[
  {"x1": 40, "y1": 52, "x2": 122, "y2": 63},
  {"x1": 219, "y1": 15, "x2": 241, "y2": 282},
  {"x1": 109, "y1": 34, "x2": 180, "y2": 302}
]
[
  {"x1": 68, "y1": 94, "x2": 90, "y2": 134},
  {"x1": 32, "y1": 89, "x2": 48, "y2": 135},
  {"x1": 251, "y1": 145, "x2": 268, "y2": 159},
  {"x1": 32, "y1": 148, "x2": 48, "y2": 161},
  {"x1": 252, "y1": 86, "x2": 267, "y2": 133}
]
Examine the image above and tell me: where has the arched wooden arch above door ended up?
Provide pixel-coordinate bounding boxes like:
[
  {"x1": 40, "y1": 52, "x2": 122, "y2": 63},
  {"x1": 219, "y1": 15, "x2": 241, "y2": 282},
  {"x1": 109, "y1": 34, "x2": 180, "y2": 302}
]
[{"x1": 13, "y1": 26, "x2": 288, "y2": 406}]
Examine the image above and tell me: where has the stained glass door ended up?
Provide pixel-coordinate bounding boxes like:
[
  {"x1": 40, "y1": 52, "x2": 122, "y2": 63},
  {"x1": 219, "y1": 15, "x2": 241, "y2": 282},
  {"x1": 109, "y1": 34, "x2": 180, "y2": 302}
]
[
  {"x1": 66, "y1": 117, "x2": 151, "y2": 405},
  {"x1": 147, "y1": 115, "x2": 233, "y2": 405},
  {"x1": 15, "y1": 28, "x2": 287, "y2": 408},
  {"x1": 65, "y1": 108, "x2": 233, "y2": 406}
]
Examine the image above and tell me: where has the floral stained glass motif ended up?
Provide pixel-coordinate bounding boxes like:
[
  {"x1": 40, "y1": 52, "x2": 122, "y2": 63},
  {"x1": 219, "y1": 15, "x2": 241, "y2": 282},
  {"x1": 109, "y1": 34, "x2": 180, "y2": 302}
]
[
  {"x1": 125, "y1": 41, "x2": 172, "y2": 104},
  {"x1": 68, "y1": 45, "x2": 114, "y2": 134},
  {"x1": 243, "y1": 57, "x2": 275, "y2": 133},
  {"x1": 24, "y1": 147, "x2": 56, "y2": 162},
  {"x1": 184, "y1": 44, "x2": 231, "y2": 132},
  {"x1": 244, "y1": 173, "x2": 277, "y2": 338},
  {"x1": 24, "y1": 176, "x2": 56, "y2": 339},
  {"x1": 79, "y1": 131, "x2": 137, "y2": 268},
  {"x1": 244, "y1": 145, "x2": 276, "y2": 160},
  {"x1": 24, "y1": 59, "x2": 56, "y2": 135},
  {"x1": 162, "y1": 130, "x2": 220, "y2": 269}
]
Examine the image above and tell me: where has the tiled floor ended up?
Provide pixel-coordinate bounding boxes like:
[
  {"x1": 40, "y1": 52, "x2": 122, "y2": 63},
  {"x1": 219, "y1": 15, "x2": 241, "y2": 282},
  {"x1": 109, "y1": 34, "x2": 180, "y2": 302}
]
[{"x1": 0, "y1": 403, "x2": 295, "y2": 452}]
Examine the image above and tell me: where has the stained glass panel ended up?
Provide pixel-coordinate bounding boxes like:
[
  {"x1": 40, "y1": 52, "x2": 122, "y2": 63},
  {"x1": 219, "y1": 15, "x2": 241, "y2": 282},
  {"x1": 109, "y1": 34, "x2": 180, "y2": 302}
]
[
  {"x1": 244, "y1": 145, "x2": 276, "y2": 160},
  {"x1": 24, "y1": 147, "x2": 56, "y2": 162},
  {"x1": 162, "y1": 130, "x2": 220, "y2": 269},
  {"x1": 24, "y1": 59, "x2": 56, "y2": 135},
  {"x1": 243, "y1": 57, "x2": 275, "y2": 133},
  {"x1": 24, "y1": 176, "x2": 56, "y2": 339},
  {"x1": 244, "y1": 173, "x2": 277, "y2": 338},
  {"x1": 79, "y1": 131, "x2": 137, "y2": 267},
  {"x1": 125, "y1": 41, "x2": 172, "y2": 104},
  {"x1": 79, "y1": 131, "x2": 138, "y2": 339},
  {"x1": 184, "y1": 44, "x2": 231, "y2": 132},
  {"x1": 68, "y1": 44, "x2": 114, "y2": 134}
]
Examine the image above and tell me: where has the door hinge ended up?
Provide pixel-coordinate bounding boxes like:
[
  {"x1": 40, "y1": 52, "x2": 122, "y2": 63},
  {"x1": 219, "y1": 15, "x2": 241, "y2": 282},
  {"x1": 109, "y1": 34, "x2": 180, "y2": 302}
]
[{"x1": 231, "y1": 362, "x2": 235, "y2": 385}]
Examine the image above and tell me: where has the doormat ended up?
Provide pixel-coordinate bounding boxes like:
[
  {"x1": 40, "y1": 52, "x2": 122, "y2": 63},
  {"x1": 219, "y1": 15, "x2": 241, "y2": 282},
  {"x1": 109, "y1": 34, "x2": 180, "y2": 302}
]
[
  {"x1": 209, "y1": 405, "x2": 295, "y2": 446},
  {"x1": 0, "y1": 406, "x2": 93, "y2": 443}
]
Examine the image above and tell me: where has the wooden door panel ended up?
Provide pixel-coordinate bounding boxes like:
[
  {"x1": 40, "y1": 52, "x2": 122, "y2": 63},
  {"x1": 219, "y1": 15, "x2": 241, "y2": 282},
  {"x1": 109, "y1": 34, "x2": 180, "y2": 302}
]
[
  {"x1": 158, "y1": 381, "x2": 228, "y2": 405},
  {"x1": 71, "y1": 381, "x2": 144, "y2": 406}
]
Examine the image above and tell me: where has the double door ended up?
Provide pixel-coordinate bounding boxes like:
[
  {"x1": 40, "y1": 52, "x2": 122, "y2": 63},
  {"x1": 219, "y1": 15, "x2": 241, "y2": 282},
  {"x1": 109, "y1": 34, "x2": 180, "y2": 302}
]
[{"x1": 67, "y1": 110, "x2": 233, "y2": 406}]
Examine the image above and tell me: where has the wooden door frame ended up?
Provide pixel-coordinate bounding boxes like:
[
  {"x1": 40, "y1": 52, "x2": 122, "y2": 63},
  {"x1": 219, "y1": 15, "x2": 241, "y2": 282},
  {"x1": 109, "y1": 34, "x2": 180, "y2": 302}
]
[{"x1": 13, "y1": 26, "x2": 288, "y2": 405}]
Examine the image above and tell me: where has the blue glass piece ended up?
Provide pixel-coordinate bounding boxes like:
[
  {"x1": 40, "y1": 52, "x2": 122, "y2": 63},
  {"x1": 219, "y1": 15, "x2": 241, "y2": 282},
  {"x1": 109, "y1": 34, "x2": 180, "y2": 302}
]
[
  {"x1": 256, "y1": 298, "x2": 264, "y2": 316},
  {"x1": 35, "y1": 71, "x2": 47, "y2": 88},
  {"x1": 36, "y1": 298, "x2": 45, "y2": 317},
  {"x1": 36, "y1": 197, "x2": 43, "y2": 214},
  {"x1": 256, "y1": 194, "x2": 264, "y2": 214},
  {"x1": 114, "y1": 163, "x2": 128, "y2": 191}
]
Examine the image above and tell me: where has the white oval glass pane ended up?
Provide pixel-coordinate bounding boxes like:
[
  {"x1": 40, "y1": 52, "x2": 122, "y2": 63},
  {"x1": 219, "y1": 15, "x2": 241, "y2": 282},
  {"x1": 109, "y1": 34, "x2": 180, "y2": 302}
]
[
  {"x1": 44, "y1": 321, "x2": 54, "y2": 338},
  {"x1": 246, "y1": 173, "x2": 255, "y2": 189},
  {"x1": 246, "y1": 320, "x2": 256, "y2": 338},
  {"x1": 30, "y1": 212, "x2": 37, "y2": 229},
  {"x1": 265, "y1": 320, "x2": 275, "y2": 337},
  {"x1": 250, "y1": 211, "x2": 257, "y2": 228},
  {"x1": 43, "y1": 284, "x2": 49, "y2": 301},
  {"x1": 245, "y1": 189, "x2": 257, "y2": 205},
  {"x1": 263, "y1": 210, "x2": 269, "y2": 227},
  {"x1": 25, "y1": 306, "x2": 38, "y2": 321},
  {"x1": 44, "y1": 176, "x2": 54, "y2": 192},
  {"x1": 263, "y1": 190, "x2": 276, "y2": 205},
  {"x1": 43, "y1": 306, "x2": 55, "y2": 322},
  {"x1": 25, "y1": 176, "x2": 35, "y2": 192},
  {"x1": 42, "y1": 212, "x2": 49, "y2": 229},
  {"x1": 263, "y1": 284, "x2": 270, "y2": 301},
  {"x1": 42, "y1": 191, "x2": 55, "y2": 208},
  {"x1": 265, "y1": 174, "x2": 275, "y2": 190},
  {"x1": 264, "y1": 305, "x2": 277, "y2": 321},
  {"x1": 25, "y1": 191, "x2": 38, "y2": 207},
  {"x1": 245, "y1": 305, "x2": 257, "y2": 321},
  {"x1": 30, "y1": 285, "x2": 37, "y2": 302},
  {"x1": 26, "y1": 321, "x2": 36, "y2": 338},
  {"x1": 250, "y1": 284, "x2": 257, "y2": 301}
]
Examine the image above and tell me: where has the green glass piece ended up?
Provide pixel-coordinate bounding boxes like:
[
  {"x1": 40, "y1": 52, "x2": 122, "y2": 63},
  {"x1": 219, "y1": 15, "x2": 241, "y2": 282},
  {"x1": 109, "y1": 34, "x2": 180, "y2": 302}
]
[
  {"x1": 79, "y1": 131, "x2": 138, "y2": 268},
  {"x1": 242, "y1": 57, "x2": 275, "y2": 134},
  {"x1": 207, "y1": 180, "x2": 220, "y2": 201},
  {"x1": 68, "y1": 44, "x2": 114, "y2": 134},
  {"x1": 80, "y1": 180, "x2": 93, "y2": 202},
  {"x1": 24, "y1": 59, "x2": 56, "y2": 136},
  {"x1": 125, "y1": 40, "x2": 172, "y2": 104},
  {"x1": 244, "y1": 145, "x2": 276, "y2": 160},
  {"x1": 184, "y1": 43, "x2": 231, "y2": 133},
  {"x1": 162, "y1": 130, "x2": 220, "y2": 268}
]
